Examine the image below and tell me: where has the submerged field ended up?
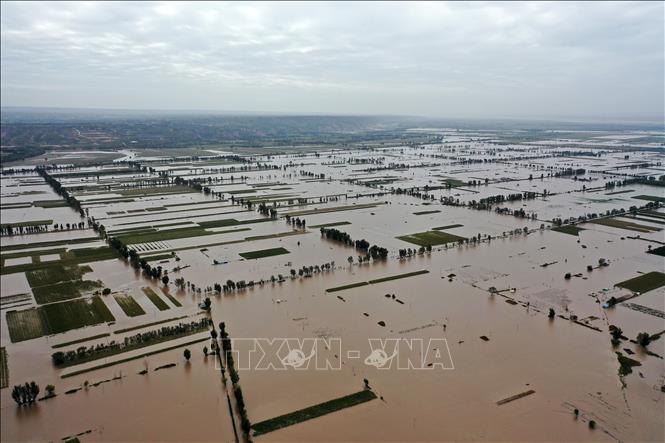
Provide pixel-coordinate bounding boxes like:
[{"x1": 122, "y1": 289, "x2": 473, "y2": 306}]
[{"x1": 1, "y1": 134, "x2": 664, "y2": 443}]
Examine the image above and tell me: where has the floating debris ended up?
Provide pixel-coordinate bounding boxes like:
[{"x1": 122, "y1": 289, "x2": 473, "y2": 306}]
[{"x1": 496, "y1": 389, "x2": 535, "y2": 405}]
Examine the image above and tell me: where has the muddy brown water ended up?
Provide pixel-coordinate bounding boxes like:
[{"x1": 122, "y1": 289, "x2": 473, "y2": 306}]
[{"x1": 1, "y1": 145, "x2": 664, "y2": 442}]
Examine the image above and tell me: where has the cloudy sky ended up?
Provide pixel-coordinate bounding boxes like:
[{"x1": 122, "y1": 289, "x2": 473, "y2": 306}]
[{"x1": 1, "y1": 1, "x2": 663, "y2": 121}]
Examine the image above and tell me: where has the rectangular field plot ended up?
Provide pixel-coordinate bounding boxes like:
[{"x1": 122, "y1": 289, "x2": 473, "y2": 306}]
[
  {"x1": 551, "y1": 225, "x2": 585, "y2": 236},
  {"x1": 397, "y1": 230, "x2": 466, "y2": 246},
  {"x1": 239, "y1": 247, "x2": 290, "y2": 260},
  {"x1": 251, "y1": 389, "x2": 377, "y2": 436},
  {"x1": 615, "y1": 271, "x2": 665, "y2": 294},
  {"x1": 142, "y1": 287, "x2": 170, "y2": 311},
  {"x1": 589, "y1": 218, "x2": 661, "y2": 233},
  {"x1": 113, "y1": 293, "x2": 146, "y2": 317},
  {"x1": 6, "y1": 296, "x2": 115, "y2": 342}
]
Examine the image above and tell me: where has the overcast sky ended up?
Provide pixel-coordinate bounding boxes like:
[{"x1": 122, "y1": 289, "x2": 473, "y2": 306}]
[{"x1": 1, "y1": 1, "x2": 663, "y2": 121}]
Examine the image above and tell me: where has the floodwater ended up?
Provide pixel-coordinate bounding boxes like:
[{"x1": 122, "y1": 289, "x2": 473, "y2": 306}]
[{"x1": 1, "y1": 138, "x2": 664, "y2": 442}]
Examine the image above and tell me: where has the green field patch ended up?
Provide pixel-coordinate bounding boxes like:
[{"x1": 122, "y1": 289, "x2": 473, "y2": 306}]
[
  {"x1": 6, "y1": 296, "x2": 115, "y2": 343},
  {"x1": 32, "y1": 280, "x2": 102, "y2": 304},
  {"x1": 326, "y1": 270, "x2": 429, "y2": 293},
  {"x1": 308, "y1": 221, "x2": 352, "y2": 228},
  {"x1": 239, "y1": 247, "x2": 290, "y2": 260},
  {"x1": 432, "y1": 224, "x2": 463, "y2": 230},
  {"x1": 589, "y1": 218, "x2": 661, "y2": 233},
  {"x1": 397, "y1": 230, "x2": 466, "y2": 247},
  {"x1": 368, "y1": 270, "x2": 429, "y2": 284},
  {"x1": 226, "y1": 189, "x2": 257, "y2": 195},
  {"x1": 633, "y1": 195, "x2": 665, "y2": 203},
  {"x1": 25, "y1": 264, "x2": 91, "y2": 288},
  {"x1": 552, "y1": 225, "x2": 585, "y2": 236},
  {"x1": 604, "y1": 189, "x2": 634, "y2": 196},
  {"x1": 142, "y1": 287, "x2": 170, "y2": 311},
  {"x1": 0, "y1": 347, "x2": 8, "y2": 389},
  {"x1": 243, "y1": 231, "x2": 302, "y2": 241},
  {"x1": 615, "y1": 271, "x2": 665, "y2": 294},
  {"x1": 413, "y1": 210, "x2": 441, "y2": 215},
  {"x1": 113, "y1": 293, "x2": 146, "y2": 317},
  {"x1": 197, "y1": 218, "x2": 240, "y2": 228},
  {"x1": 33, "y1": 200, "x2": 69, "y2": 208},
  {"x1": 251, "y1": 390, "x2": 377, "y2": 436},
  {"x1": 325, "y1": 282, "x2": 369, "y2": 293},
  {"x1": 5, "y1": 308, "x2": 45, "y2": 342},
  {"x1": 162, "y1": 291, "x2": 182, "y2": 307},
  {"x1": 440, "y1": 177, "x2": 466, "y2": 187}
]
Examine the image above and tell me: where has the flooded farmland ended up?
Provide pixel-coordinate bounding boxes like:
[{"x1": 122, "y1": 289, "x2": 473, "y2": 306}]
[{"x1": 1, "y1": 132, "x2": 664, "y2": 443}]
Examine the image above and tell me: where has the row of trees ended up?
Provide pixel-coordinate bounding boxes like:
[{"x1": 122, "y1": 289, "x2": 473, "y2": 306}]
[
  {"x1": 36, "y1": 167, "x2": 86, "y2": 218},
  {"x1": 219, "y1": 323, "x2": 252, "y2": 437},
  {"x1": 320, "y1": 227, "x2": 389, "y2": 259},
  {"x1": 398, "y1": 246, "x2": 432, "y2": 258},
  {"x1": 51, "y1": 319, "x2": 209, "y2": 366}
]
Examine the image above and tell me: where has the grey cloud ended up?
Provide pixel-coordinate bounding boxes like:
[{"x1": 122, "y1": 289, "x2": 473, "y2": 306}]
[{"x1": 1, "y1": 1, "x2": 663, "y2": 121}]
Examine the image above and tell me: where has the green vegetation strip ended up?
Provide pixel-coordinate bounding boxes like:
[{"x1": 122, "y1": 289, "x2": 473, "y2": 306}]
[
  {"x1": 632, "y1": 195, "x2": 665, "y2": 203},
  {"x1": 61, "y1": 336, "x2": 209, "y2": 378},
  {"x1": 397, "y1": 230, "x2": 466, "y2": 247},
  {"x1": 326, "y1": 270, "x2": 430, "y2": 293},
  {"x1": 162, "y1": 292, "x2": 182, "y2": 307},
  {"x1": 33, "y1": 200, "x2": 69, "y2": 208},
  {"x1": 432, "y1": 224, "x2": 463, "y2": 230},
  {"x1": 52, "y1": 333, "x2": 111, "y2": 349},
  {"x1": 368, "y1": 270, "x2": 430, "y2": 284},
  {"x1": 325, "y1": 282, "x2": 369, "y2": 293},
  {"x1": 251, "y1": 390, "x2": 377, "y2": 436},
  {"x1": 0, "y1": 347, "x2": 7, "y2": 389},
  {"x1": 589, "y1": 218, "x2": 661, "y2": 233},
  {"x1": 239, "y1": 247, "x2": 290, "y2": 260},
  {"x1": 308, "y1": 221, "x2": 352, "y2": 228},
  {"x1": 142, "y1": 287, "x2": 170, "y2": 311},
  {"x1": 114, "y1": 294, "x2": 146, "y2": 317},
  {"x1": 615, "y1": 271, "x2": 665, "y2": 294},
  {"x1": 1, "y1": 236, "x2": 100, "y2": 252},
  {"x1": 552, "y1": 225, "x2": 585, "y2": 236},
  {"x1": 413, "y1": 210, "x2": 441, "y2": 215}
]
